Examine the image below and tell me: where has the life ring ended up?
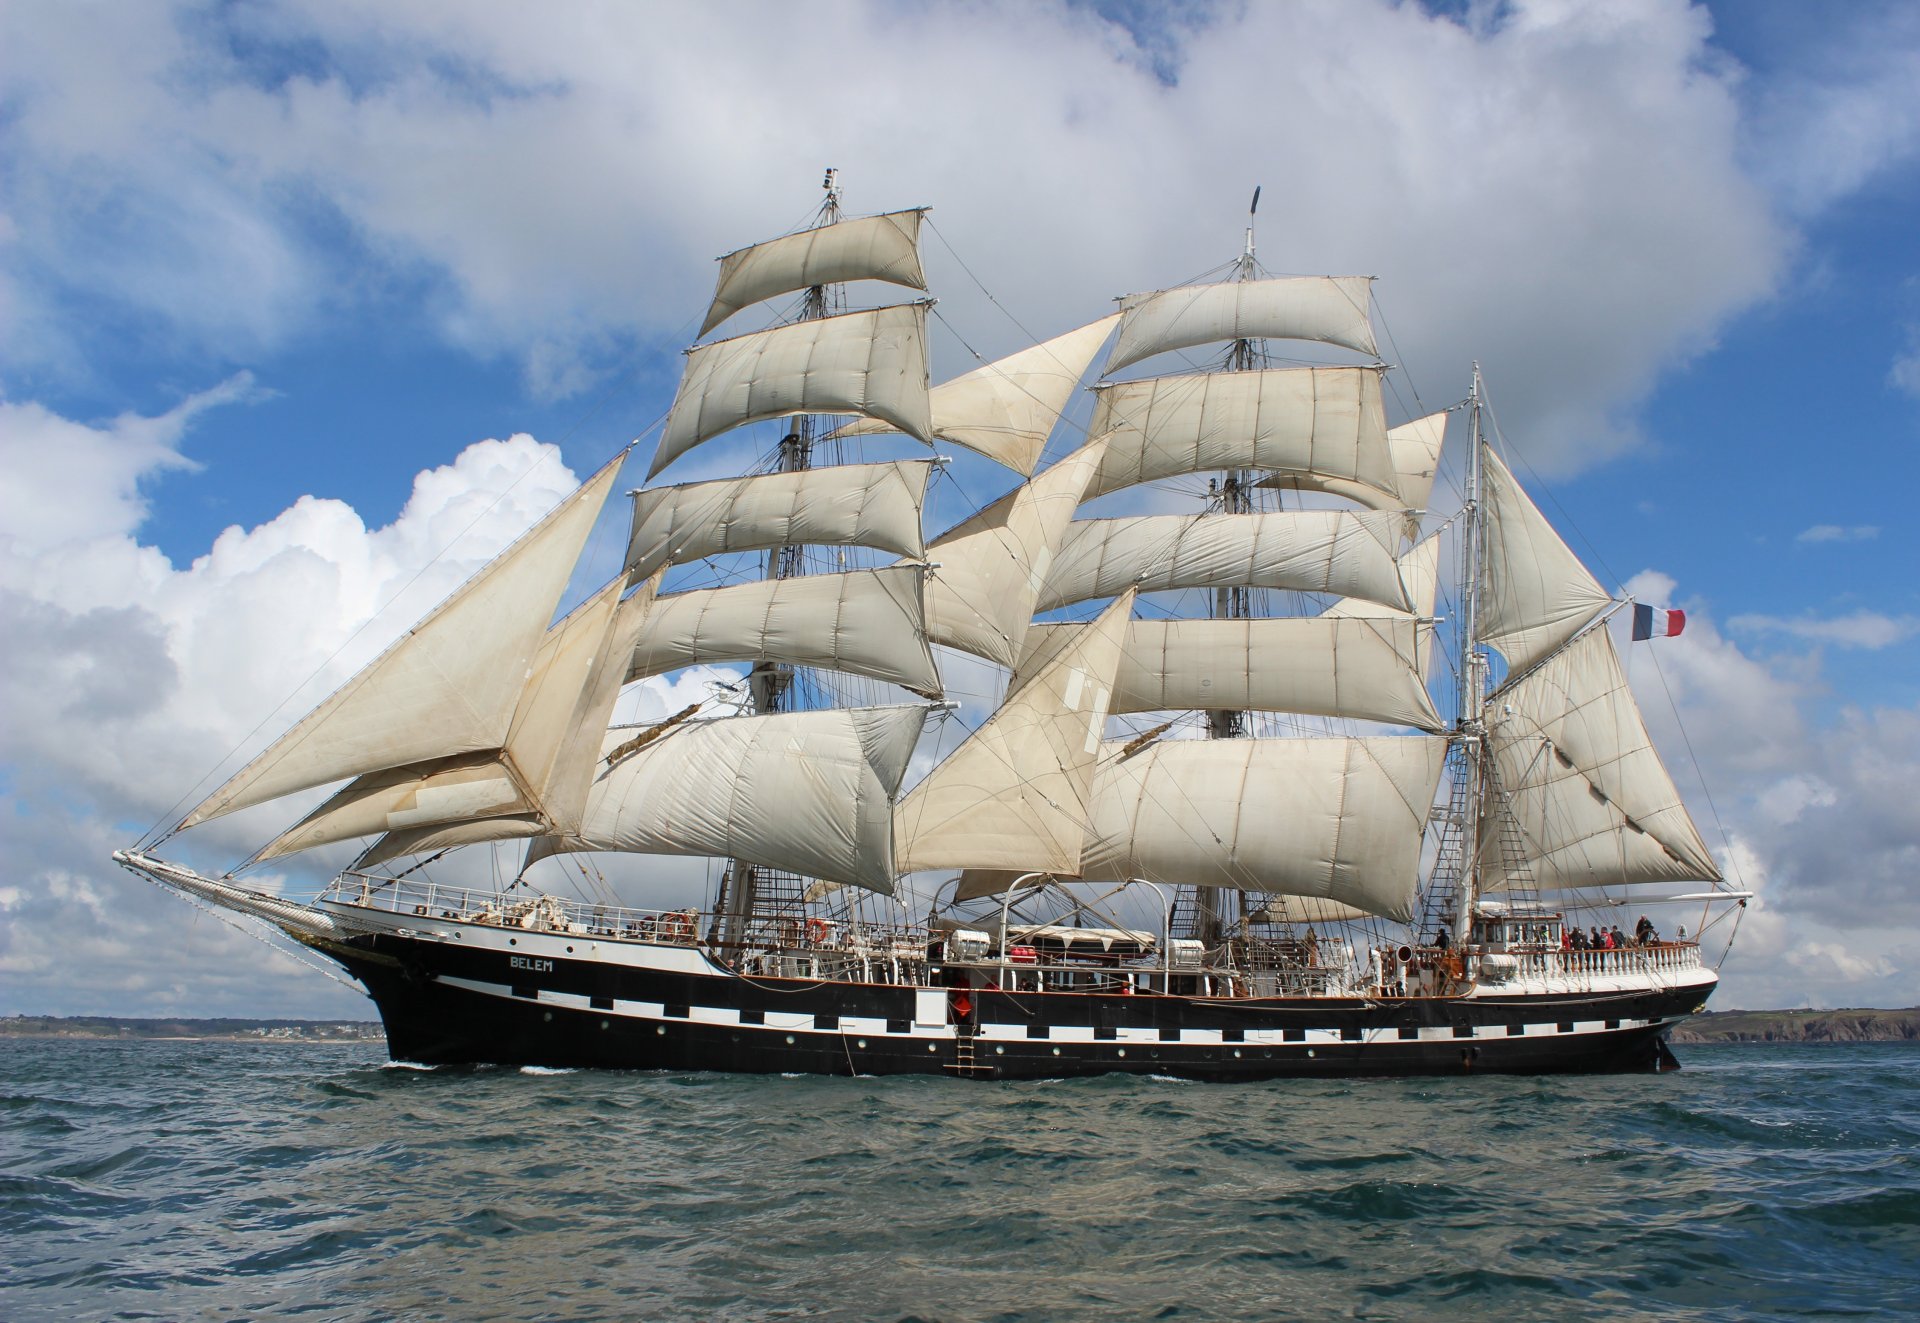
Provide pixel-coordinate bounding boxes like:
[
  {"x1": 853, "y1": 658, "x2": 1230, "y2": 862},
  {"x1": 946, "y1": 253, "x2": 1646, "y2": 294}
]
[
  {"x1": 662, "y1": 910, "x2": 695, "y2": 943},
  {"x1": 805, "y1": 917, "x2": 831, "y2": 946}
]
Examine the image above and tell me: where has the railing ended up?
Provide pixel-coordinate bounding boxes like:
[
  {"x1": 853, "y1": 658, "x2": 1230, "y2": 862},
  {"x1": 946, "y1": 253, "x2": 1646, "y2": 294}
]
[
  {"x1": 322, "y1": 874, "x2": 703, "y2": 942},
  {"x1": 1478, "y1": 942, "x2": 1703, "y2": 983}
]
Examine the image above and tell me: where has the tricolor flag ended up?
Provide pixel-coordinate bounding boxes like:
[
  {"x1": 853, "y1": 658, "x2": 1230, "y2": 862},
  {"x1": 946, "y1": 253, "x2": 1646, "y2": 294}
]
[{"x1": 1632, "y1": 603, "x2": 1686, "y2": 640}]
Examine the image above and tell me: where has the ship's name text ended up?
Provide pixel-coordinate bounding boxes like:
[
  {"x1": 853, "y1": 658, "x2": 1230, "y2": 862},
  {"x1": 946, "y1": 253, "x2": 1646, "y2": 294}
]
[{"x1": 510, "y1": 956, "x2": 555, "y2": 973}]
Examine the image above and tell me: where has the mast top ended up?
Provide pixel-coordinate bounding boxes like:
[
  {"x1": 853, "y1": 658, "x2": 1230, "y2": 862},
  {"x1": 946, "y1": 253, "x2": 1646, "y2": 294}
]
[{"x1": 1241, "y1": 185, "x2": 1261, "y2": 275}]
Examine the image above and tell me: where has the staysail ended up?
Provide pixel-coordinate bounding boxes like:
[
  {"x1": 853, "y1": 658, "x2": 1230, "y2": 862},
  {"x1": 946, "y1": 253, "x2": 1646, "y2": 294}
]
[
  {"x1": 918, "y1": 437, "x2": 1108, "y2": 668},
  {"x1": 835, "y1": 316, "x2": 1119, "y2": 475},
  {"x1": 1478, "y1": 444, "x2": 1613, "y2": 679},
  {"x1": 1480, "y1": 626, "x2": 1720, "y2": 892},
  {"x1": 178, "y1": 455, "x2": 627, "y2": 830},
  {"x1": 894, "y1": 592, "x2": 1134, "y2": 876}
]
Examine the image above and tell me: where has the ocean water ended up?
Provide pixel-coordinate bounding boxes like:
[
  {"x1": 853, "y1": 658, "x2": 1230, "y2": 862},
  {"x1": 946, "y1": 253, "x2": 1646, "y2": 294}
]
[{"x1": 2, "y1": 1040, "x2": 1916, "y2": 1321}]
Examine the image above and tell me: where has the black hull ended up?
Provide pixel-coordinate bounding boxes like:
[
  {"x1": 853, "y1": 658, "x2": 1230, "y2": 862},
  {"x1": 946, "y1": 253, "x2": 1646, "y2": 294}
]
[{"x1": 331, "y1": 930, "x2": 1708, "y2": 1080}]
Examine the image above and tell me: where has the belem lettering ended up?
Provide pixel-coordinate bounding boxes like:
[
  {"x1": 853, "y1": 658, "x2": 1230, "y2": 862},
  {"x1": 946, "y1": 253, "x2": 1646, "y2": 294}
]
[{"x1": 510, "y1": 956, "x2": 554, "y2": 973}]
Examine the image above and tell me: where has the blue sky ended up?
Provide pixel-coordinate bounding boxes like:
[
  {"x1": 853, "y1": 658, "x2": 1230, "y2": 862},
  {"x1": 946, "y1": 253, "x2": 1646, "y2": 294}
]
[{"x1": 2, "y1": 0, "x2": 1916, "y2": 1018}]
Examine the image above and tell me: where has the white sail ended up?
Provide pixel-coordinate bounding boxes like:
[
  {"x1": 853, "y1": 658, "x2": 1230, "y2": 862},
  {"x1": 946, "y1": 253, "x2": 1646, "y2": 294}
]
[
  {"x1": 625, "y1": 460, "x2": 931, "y2": 581},
  {"x1": 835, "y1": 316, "x2": 1119, "y2": 474},
  {"x1": 649, "y1": 304, "x2": 933, "y2": 479},
  {"x1": 894, "y1": 592, "x2": 1133, "y2": 876},
  {"x1": 701, "y1": 209, "x2": 928, "y2": 336},
  {"x1": 1083, "y1": 367, "x2": 1392, "y2": 501},
  {"x1": 626, "y1": 564, "x2": 941, "y2": 697},
  {"x1": 178, "y1": 455, "x2": 627, "y2": 830},
  {"x1": 1260, "y1": 410, "x2": 1447, "y2": 514},
  {"x1": 1036, "y1": 509, "x2": 1411, "y2": 614},
  {"x1": 1080, "y1": 736, "x2": 1448, "y2": 921},
  {"x1": 540, "y1": 705, "x2": 931, "y2": 895},
  {"x1": 919, "y1": 437, "x2": 1108, "y2": 667},
  {"x1": 255, "y1": 575, "x2": 655, "y2": 862},
  {"x1": 1482, "y1": 627, "x2": 1721, "y2": 892},
  {"x1": 1103, "y1": 276, "x2": 1377, "y2": 377},
  {"x1": 359, "y1": 815, "x2": 548, "y2": 870},
  {"x1": 1479, "y1": 444, "x2": 1613, "y2": 678},
  {"x1": 1012, "y1": 615, "x2": 1443, "y2": 731},
  {"x1": 1324, "y1": 532, "x2": 1442, "y2": 679}
]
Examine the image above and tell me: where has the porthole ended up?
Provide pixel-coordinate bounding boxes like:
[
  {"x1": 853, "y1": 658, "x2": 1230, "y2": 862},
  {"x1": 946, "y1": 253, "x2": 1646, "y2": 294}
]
[
  {"x1": 857, "y1": 1039, "x2": 868, "y2": 1049},
  {"x1": 786, "y1": 1034, "x2": 796, "y2": 1045},
  {"x1": 1233, "y1": 1049, "x2": 1243, "y2": 1059},
  {"x1": 1307, "y1": 1049, "x2": 1315, "y2": 1058},
  {"x1": 509, "y1": 938, "x2": 517, "y2": 946},
  {"x1": 1052, "y1": 1047, "x2": 1061, "y2": 1057},
  {"x1": 655, "y1": 1026, "x2": 666, "y2": 1036},
  {"x1": 928, "y1": 1043, "x2": 938, "y2": 1052},
  {"x1": 543, "y1": 1011, "x2": 553, "y2": 1023},
  {"x1": 600, "y1": 1019, "x2": 610, "y2": 1031},
  {"x1": 995, "y1": 1046, "x2": 1005, "y2": 1055},
  {"x1": 1117, "y1": 1048, "x2": 1127, "y2": 1058},
  {"x1": 566, "y1": 945, "x2": 574, "y2": 953}
]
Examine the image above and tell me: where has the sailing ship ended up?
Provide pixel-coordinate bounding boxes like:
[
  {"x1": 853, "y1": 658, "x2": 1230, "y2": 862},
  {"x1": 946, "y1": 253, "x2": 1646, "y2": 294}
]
[{"x1": 117, "y1": 177, "x2": 1749, "y2": 1078}]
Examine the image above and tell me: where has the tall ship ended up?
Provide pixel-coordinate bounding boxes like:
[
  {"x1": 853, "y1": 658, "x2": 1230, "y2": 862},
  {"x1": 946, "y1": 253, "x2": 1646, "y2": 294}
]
[{"x1": 118, "y1": 178, "x2": 1749, "y2": 1078}]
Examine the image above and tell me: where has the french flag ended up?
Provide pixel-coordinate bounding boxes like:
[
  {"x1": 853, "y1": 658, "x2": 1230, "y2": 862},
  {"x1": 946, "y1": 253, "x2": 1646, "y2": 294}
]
[{"x1": 1632, "y1": 603, "x2": 1686, "y2": 641}]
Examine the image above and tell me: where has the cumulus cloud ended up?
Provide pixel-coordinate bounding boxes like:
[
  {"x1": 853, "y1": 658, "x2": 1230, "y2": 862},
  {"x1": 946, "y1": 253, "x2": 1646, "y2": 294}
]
[
  {"x1": 0, "y1": 381, "x2": 635, "y2": 1015},
  {"x1": 2, "y1": 0, "x2": 1792, "y2": 470}
]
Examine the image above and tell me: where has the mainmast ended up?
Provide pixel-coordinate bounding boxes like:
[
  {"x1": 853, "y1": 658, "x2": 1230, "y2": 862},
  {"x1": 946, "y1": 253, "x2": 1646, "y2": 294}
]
[{"x1": 1189, "y1": 188, "x2": 1263, "y2": 947}]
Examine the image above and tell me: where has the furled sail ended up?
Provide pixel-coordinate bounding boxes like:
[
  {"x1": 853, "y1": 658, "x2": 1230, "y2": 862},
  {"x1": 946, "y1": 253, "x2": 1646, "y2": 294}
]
[
  {"x1": 625, "y1": 460, "x2": 931, "y2": 581},
  {"x1": 1103, "y1": 276, "x2": 1378, "y2": 377},
  {"x1": 255, "y1": 575, "x2": 656, "y2": 862},
  {"x1": 626, "y1": 564, "x2": 941, "y2": 697},
  {"x1": 1478, "y1": 444, "x2": 1613, "y2": 678},
  {"x1": 178, "y1": 455, "x2": 627, "y2": 831},
  {"x1": 894, "y1": 592, "x2": 1134, "y2": 876},
  {"x1": 1480, "y1": 627, "x2": 1720, "y2": 892},
  {"x1": 1082, "y1": 367, "x2": 1392, "y2": 501},
  {"x1": 1011, "y1": 615, "x2": 1444, "y2": 731},
  {"x1": 701, "y1": 209, "x2": 928, "y2": 336},
  {"x1": 537, "y1": 705, "x2": 931, "y2": 895},
  {"x1": 649, "y1": 304, "x2": 933, "y2": 479},
  {"x1": 1260, "y1": 411, "x2": 1447, "y2": 514},
  {"x1": 1036, "y1": 509, "x2": 1412, "y2": 614},
  {"x1": 834, "y1": 316, "x2": 1119, "y2": 475},
  {"x1": 919, "y1": 437, "x2": 1108, "y2": 668},
  {"x1": 1079, "y1": 736, "x2": 1448, "y2": 921}
]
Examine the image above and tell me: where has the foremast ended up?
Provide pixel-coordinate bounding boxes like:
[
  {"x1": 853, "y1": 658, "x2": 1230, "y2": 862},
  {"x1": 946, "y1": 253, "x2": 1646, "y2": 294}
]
[{"x1": 718, "y1": 168, "x2": 853, "y2": 950}]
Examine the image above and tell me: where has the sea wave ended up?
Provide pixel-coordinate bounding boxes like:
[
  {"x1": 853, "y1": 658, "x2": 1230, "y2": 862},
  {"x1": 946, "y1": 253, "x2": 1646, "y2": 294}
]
[{"x1": 2, "y1": 1039, "x2": 1915, "y2": 1321}]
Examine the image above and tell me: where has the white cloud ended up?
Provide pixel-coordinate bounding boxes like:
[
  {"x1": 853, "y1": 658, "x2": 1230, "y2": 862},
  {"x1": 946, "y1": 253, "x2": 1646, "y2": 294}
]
[
  {"x1": 2, "y1": 0, "x2": 1793, "y2": 469},
  {"x1": 0, "y1": 385, "x2": 613, "y2": 1017},
  {"x1": 1794, "y1": 524, "x2": 1880, "y2": 543},
  {"x1": 1727, "y1": 610, "x2": 1920, "y2": 650}
]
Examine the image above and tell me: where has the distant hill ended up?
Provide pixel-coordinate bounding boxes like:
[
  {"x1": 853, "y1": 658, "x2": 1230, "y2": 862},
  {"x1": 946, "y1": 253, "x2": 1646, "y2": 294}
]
[
  {"x1": 1671, "y1": 1008, "x2": 1920, "y2": 1044},
  {"x1": 1, "y1": 1015, "x2": 383, "y2": 1041}
]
